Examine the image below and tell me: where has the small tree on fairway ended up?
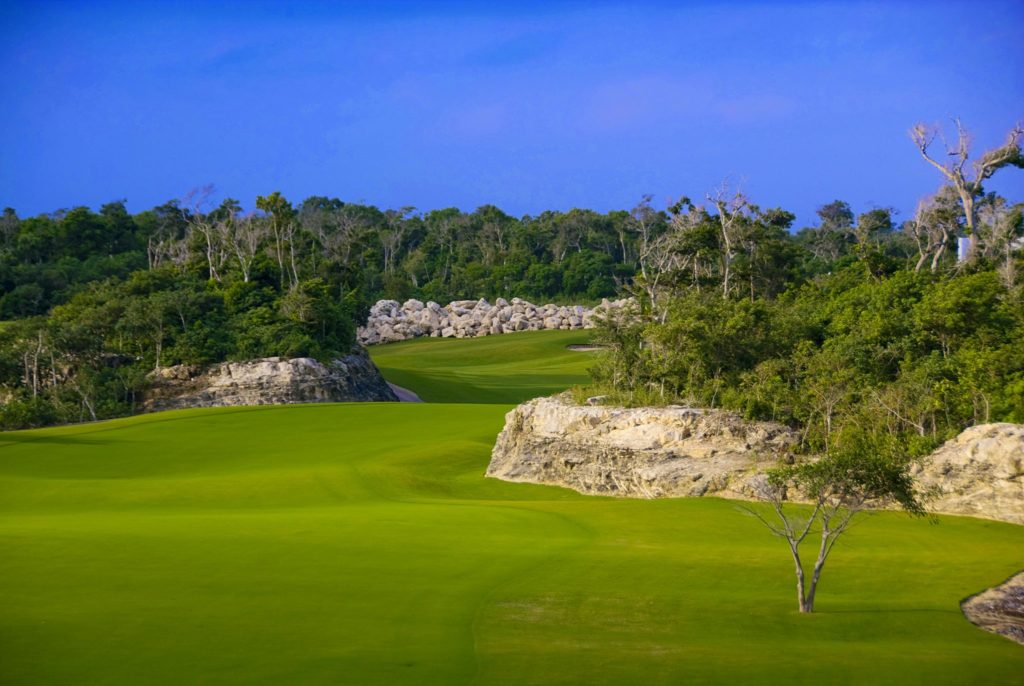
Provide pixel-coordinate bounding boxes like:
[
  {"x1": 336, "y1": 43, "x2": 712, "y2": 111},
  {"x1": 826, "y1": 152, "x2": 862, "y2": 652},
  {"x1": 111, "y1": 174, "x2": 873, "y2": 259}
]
[{"x1": 744, "y1": 429, "x2": 925, "y2": 613}]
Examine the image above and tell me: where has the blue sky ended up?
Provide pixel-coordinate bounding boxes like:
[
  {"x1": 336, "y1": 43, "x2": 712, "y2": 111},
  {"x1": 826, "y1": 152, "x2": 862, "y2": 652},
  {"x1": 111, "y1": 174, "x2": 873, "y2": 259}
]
[{"x1": 1, "y1": 0, "x2": 1021, "y2": 226}]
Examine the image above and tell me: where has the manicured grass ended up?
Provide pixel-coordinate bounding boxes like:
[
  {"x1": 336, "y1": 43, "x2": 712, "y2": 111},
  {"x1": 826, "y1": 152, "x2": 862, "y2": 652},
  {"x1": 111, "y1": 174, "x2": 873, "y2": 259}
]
[
  {"x1": 369, "y1": 329, "x2": 596, "y2": 403},
  {"x1": 1, "y1": 403, "x2": 1022, "y2": 685}
]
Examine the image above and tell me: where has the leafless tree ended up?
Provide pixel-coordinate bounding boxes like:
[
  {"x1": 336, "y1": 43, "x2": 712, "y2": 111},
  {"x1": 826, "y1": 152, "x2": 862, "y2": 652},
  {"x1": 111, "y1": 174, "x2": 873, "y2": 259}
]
[
  {"x1": 977, "y1": 195, "x2": 1023, "y2": 291},
  {"x1": 906, "y1": 185, "x2": 963, "y2": 273},
  {"x1": 630, "y1": 195, "x2": 660, "y2": 278},
  {"x1": 910, "y1": 119, "x2": 1023, "y2": 258},
  {"x1": 182, "y1": 186, "x2": 222, "y2": 280},
  {"x1": 707, "y1": 183, "x2": 754, "y2": 298},
  {"x1": 227, "y1": 213, "x2": 265, "y2": 282},
  {"x1": 381, "y1": 207, "x2": 414, "y2": 275},
  {"x1": 332, "y1": 205, "x2": 371, "y2": 265}
]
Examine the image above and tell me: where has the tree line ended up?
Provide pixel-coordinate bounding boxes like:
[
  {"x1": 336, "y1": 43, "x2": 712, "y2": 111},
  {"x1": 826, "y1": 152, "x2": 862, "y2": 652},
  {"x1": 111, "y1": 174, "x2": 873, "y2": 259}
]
[{"x1": 1, "y1": 120, "x2": 1021, "y2": 431}]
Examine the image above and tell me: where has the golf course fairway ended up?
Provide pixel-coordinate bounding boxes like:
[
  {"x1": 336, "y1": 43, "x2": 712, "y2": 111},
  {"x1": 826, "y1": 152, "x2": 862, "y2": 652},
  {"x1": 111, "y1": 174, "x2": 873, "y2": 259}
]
[
  {"x1": 369, "y1": 329, "x2": 595, "y2": 403},
  {"x1": 1, "y1": 333, "x2": 1022, "y2": 684}
]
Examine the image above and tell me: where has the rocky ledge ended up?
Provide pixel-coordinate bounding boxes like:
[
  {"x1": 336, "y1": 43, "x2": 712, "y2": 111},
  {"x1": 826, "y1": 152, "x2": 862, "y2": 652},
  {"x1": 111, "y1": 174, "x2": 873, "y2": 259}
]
[
  {"x1": 142, "y1": 347, "x2": 398, "y2": 412},
  {"x1": 486, "y1": 394, "x2": 798, "y2": 500},
  {"x1": 962, "y1": 572, "x2": 1024, "y2": 645},
  {"x1": 911, "y1": 423, "x2": 1024, "y2": 525},
  {"x1": 487, "y1": 395, "x2": 1024, "y2": 523},
  {"x1": 358, "y1": 296, "x2": 632, "y2": 345}
]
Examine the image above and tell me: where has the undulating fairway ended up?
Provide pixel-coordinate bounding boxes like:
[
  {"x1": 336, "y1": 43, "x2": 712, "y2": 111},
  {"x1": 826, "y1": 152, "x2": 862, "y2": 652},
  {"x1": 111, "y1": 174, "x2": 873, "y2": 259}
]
[
  {"x1": 2, "y1": 332, "x2": 1022, "y2": 685},
  {"x1": 369, "y1": 329, "x2": 596, "y2": 403}
]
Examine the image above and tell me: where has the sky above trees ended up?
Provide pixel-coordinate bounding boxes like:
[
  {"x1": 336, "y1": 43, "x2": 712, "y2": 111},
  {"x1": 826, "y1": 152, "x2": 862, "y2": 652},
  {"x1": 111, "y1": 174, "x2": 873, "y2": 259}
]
[{"x1": 1, "y1": 0, "x2": 1021, "y2": 225}]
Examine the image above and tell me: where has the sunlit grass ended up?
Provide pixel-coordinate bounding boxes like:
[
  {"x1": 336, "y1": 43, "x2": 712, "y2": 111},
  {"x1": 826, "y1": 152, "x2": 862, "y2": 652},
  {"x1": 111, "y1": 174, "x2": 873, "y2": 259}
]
[
  {"x1": 369, "y1": 329, "x2": 597, "y2": 403},
  {"x1": 1, "y1": 402, "x2": 1021, "y2": 685}
]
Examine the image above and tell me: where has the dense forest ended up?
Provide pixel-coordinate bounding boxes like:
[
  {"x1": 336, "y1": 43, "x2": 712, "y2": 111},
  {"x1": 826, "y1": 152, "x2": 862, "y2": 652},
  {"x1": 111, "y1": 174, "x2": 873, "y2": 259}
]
[{"x1": 1, "y1": 124, "x2": 1022, "y2": 432}]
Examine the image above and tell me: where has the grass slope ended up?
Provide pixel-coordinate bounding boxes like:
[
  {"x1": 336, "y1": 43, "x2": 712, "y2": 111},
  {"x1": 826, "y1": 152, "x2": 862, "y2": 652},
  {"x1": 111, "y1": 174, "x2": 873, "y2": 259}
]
[
  {"x1": 369, "y1": 329, "x2": 595, "y2": 403},
  {"x1": 1, "y1": 401, "x2": 1022, "y2": 685}
]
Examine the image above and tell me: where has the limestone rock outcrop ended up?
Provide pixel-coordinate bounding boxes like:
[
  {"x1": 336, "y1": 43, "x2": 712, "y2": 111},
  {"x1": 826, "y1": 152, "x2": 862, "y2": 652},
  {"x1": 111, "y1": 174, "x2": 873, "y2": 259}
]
[
  {"x1": 142, "y1": 347, "x2": 398, "y2": 412},
  {"x1": 911, "y1": 423, "x2": 1024, "y2": 525},
  {"x1": 962, "y1": 571, "x2": 1024, "y2": 645},
  {"x1": 486, "y1": 394, "x2": 797, "y2": 499},
  {"x1": 358, "y1": 297, "x2": 632, "y2": 345},
  {"x1": 487, "y1": 395, "x2": 1024, "y2": 524}
]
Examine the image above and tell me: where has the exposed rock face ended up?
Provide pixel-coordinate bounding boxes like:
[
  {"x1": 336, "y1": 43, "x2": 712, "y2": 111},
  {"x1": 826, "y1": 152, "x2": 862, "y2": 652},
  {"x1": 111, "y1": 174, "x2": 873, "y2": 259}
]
[
  {"x1": 142, "y1": 347, "x2": 398, "y2": 412},
  {"x1": 911, "y1": 423, "x2": 1024, "y2": 525},
  {"x1": 487, "y1": 396, "x2": 1024, "y2": 524},
  {"x1": 962, "y1": 572, "x2": 1024, "y2": 645},
  {"x1": 486, "y1": 394, "x2": 797, "y2": 499},
  {"x1": 358, "y1": 297, "x2": 633, "y2": 345}
]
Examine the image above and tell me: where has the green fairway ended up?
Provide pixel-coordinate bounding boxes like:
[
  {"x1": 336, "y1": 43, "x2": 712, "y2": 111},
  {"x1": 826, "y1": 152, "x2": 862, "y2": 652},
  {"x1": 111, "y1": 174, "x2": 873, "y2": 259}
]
[
  {"x1": 369, "y1": 329, "x2": 596, "y2": 403},
  {"x1": 1, "y1": 401, "x2": 1022, "y2": 685},
  {"x1": 2, "y1": 333, "x2": 1023, "y2": 684}
]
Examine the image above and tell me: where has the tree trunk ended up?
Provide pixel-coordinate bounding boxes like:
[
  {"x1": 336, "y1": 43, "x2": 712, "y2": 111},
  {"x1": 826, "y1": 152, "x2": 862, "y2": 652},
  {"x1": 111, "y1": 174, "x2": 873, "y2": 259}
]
[
  {"x1": 931, "y1": 240, "x2": 946, "y2": 272},
  {"x1": 789, "y1": 543, "x2": 810, "y2": 613},
  {"x1": 914, "y1": 250, "x2": 928, "y2": 273}
]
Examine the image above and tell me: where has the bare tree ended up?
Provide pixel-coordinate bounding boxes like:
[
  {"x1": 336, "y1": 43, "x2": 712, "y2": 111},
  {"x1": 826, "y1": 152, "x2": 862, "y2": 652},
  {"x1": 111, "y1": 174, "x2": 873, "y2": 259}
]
[
  {"x1": 910, "y1": 119, "x2": 1023, "y2": 258},
  {"x1": 332, "y1": 205, "x2": 371, "y2": 265},
  {"x1": 227, "y1": 213, "x2": 266, "y2": 282},
  {"x1": 707, "y1": 183, "x2": 754, "y2": 298},
  {"x1": 380, "y1": 207, "x2": 414, "y2": 275},
  {"x1": 977, "y1": 195, "x2": 1023, "y2": 291},
  {"x1": 183, "y1": 186, "x2": 234, "y2": 282},
  {"x1": 630, "y1": 195, "x2": 660, "y2": 278},
  {"x1": 907, "y1": 186, "x2": 964, "y2": 273}
]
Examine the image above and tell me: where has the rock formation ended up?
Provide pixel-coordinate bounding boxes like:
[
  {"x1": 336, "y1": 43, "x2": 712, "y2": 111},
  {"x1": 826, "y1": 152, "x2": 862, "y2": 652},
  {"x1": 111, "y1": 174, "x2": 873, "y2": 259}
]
[
  {"x1": 487, "y1": 395, "x2": 1024, "y2": 524},
  {"x1": 357, "y1": 297, "x2": 632, "y2": 345},
  {"x1": 486, "y1": 394, "x2": 797, "y2": 500},
  {"x1": 911, "y1": 423, "x2": 1024, "y2": 525},
  {"x1": 142, "y1": 347, "x2": 397, "y2": 412},
  {"x1": 962, "y1": 572, "x2": 1024, "y2": 645}
]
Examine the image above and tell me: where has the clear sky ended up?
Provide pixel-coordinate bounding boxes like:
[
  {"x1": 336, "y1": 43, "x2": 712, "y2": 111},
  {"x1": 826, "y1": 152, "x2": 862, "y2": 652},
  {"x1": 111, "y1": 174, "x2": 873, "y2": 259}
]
[{"x1": 1, "y1": 0, "x2": 1021, "y2": 227}]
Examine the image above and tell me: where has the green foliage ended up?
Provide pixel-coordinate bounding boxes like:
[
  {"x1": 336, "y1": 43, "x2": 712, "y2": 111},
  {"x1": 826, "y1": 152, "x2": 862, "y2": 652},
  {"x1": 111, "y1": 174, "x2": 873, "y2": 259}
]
[
  {"x1": 770, "y1": 427, "x2": 923, "y2": 515},
  {"x1": 590, "y1": 261, "x2": 1023, "y2": 453},
  {"x1": 0, "y1": 267, "x2": 359, "y2": 428},
  {"x1": 2, "y1": 187, "x2": 1020, "y2": 434}
]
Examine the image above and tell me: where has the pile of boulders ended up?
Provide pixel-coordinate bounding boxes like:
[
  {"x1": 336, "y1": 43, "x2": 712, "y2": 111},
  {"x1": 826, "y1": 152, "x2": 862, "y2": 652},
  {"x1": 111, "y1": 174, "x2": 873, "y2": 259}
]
[{"x1": 357, "y1": 297, "x2": 632, "y2": 345}]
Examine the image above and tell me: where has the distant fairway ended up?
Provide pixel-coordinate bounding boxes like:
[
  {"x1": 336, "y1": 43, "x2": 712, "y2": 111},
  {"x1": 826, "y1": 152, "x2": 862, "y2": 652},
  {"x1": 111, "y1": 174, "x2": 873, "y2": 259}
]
[
  {"x1": 2, "y1": 332, "x2": 1023, "y2": 684},
  {"x1": 369, "y1": 329, "x2": 596, "y2": 403}
]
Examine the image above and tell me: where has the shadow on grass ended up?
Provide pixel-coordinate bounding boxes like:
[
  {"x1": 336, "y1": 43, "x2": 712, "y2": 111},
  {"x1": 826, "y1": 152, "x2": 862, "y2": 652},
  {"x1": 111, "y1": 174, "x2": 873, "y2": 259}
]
[{"x1": 0, "y1": 433, "x2": 114, "y2": 448}]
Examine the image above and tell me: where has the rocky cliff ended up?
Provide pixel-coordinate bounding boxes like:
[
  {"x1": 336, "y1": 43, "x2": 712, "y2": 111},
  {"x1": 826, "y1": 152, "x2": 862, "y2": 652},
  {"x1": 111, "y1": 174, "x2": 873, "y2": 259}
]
[
  {"x1": 358, "y1": 296, "x2": 632, "y2": 345},
  {"x1": 142, "y1": 347, "x2": 398, "y2": 412},
  {"x1": 486, "y1": 394, "x2": 797, "y2": 500},
  {"x1": 911, "y1": 423, "x2": 1024, "y2": 525},
  {"x1": 487, "y1": 395, "x2": 1024, "y2": 523}
]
